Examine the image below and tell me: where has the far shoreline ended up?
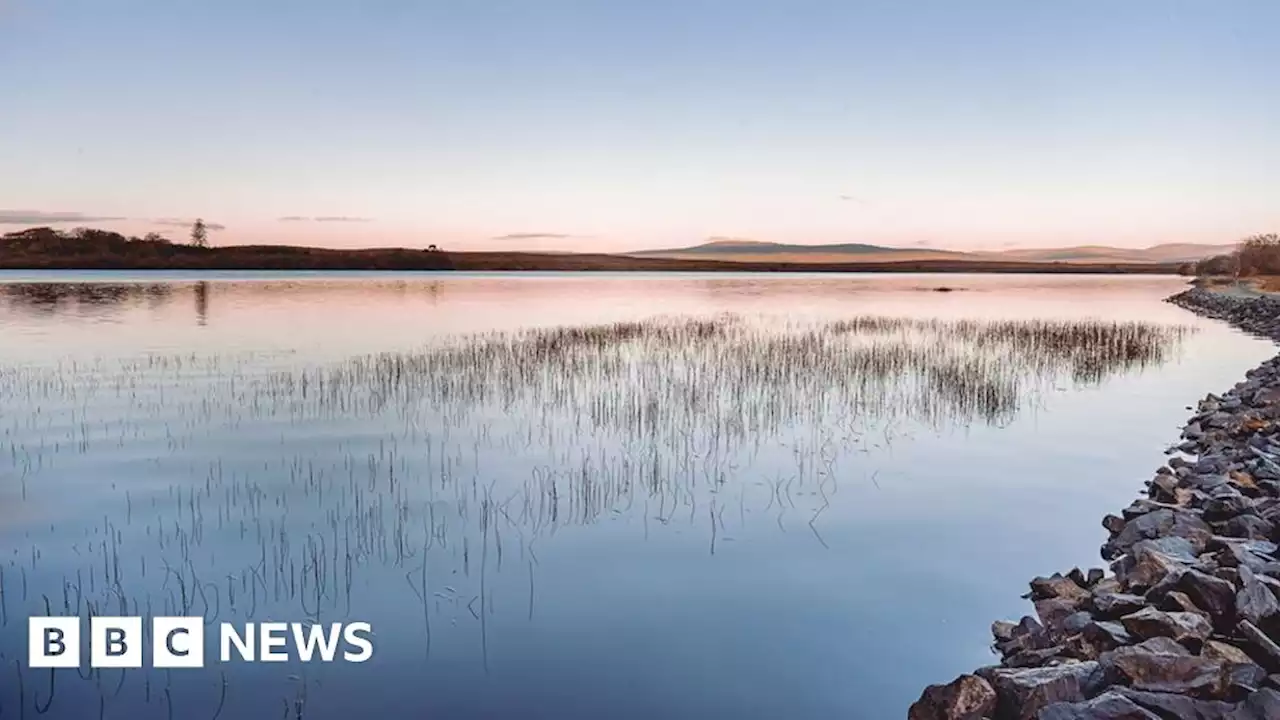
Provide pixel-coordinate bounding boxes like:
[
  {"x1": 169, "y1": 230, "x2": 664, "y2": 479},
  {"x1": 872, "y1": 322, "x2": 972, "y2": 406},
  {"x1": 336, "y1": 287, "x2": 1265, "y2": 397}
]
[
  {"x1": 0, "y1": 249, "x2": 1184, "y2": 275},
  {"x1": 0, "y1": 227, "x2": 1197, "y2": 275}
]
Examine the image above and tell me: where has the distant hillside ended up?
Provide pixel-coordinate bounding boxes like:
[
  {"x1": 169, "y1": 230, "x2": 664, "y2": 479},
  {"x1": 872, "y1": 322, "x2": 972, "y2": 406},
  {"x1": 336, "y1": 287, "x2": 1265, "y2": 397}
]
[
  {"x1": 977, "y1": 242, "x2": 1237, "y2": 264},
  {"x1": 631, "y1": 238, "x2": 1234, "y2": 265},
  {"x1": 631, "y1": 237, "x2": 969, "y2": 263},
  {"x1": 0, "y1": 226, "x2": 1181, "y2": 274}
]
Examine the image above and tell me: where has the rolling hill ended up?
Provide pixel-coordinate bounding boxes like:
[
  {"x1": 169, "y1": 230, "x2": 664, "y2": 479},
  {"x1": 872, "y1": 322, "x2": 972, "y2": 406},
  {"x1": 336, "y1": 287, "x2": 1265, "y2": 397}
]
[
  {"x1": 975, "y1": 243, "x2": 1238, "y2": 264},
  {"x1": 631, "y1": 238, "x2": 1235, "y2": 265},
  {"x1": 630, "y1": 237, "x2": 971, "y2": 263}
]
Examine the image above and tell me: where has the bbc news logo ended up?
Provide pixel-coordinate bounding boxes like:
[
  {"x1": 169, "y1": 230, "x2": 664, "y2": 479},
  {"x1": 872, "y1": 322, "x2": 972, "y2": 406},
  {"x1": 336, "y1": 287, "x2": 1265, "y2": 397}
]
[{"x1": 29, "y1": 617, "x2": 373, "y2": 668}]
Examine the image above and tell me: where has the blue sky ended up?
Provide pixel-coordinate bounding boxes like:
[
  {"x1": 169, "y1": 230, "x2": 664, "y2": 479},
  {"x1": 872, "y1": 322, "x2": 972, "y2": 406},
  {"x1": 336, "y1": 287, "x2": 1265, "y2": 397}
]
[{"x1": 1, "y1": 1, "x2": 1277, "y2": 251}]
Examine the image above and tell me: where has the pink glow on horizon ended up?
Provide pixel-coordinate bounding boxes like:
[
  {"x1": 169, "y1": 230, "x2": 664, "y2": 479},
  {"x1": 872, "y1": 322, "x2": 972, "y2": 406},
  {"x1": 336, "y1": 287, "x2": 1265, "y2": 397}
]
[{"x1": 29, "y1": 218, "x2": 1246, "y2": 254}]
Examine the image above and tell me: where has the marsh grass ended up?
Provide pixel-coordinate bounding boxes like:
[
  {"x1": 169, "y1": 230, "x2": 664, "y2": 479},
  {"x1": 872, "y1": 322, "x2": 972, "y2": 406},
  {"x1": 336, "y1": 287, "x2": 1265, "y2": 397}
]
[{"x1": 253, "y1": 314, "x2": 1189, "y2": 435}]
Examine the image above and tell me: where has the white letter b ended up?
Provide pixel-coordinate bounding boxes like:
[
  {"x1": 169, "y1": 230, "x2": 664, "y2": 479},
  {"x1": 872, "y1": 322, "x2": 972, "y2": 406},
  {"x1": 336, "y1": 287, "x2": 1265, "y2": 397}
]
[{"x1": 29, "y1": 617, "x2": 80, "y2": 668}]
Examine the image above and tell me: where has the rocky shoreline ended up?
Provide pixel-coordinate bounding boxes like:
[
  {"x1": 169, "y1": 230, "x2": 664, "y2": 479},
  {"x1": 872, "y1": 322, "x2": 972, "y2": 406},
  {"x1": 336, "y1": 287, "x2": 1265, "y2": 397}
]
[{"x1": 908, "y1": 287, "x2": 1280, "y2": 719}]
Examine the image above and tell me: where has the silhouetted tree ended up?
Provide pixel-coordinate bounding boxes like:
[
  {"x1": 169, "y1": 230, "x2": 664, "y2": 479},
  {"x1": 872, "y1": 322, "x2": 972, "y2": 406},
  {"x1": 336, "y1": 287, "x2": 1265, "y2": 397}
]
[
  {"x1": 1237, "y1": 233, "x2": 1280, "y2": 276},
  {"x1": 190, "y1": 219, "x2": 209, "y2": 248},
  {"x1": 143, "y1": 232, "x2": 169, "y2": 244}
]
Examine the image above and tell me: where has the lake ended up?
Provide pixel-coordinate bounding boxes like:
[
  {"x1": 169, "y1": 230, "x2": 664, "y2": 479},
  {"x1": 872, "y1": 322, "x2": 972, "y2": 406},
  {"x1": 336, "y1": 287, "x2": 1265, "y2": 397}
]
[{"x1": 0, "y1": 272, "x2": 1273, "y2": 719}]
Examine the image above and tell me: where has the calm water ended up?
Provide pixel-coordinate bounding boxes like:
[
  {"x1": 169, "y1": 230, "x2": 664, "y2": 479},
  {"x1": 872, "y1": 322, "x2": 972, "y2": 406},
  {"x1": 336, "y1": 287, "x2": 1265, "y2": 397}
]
[{"x1": 0, "y1": 272, "x2": 1273, "y2": 719}]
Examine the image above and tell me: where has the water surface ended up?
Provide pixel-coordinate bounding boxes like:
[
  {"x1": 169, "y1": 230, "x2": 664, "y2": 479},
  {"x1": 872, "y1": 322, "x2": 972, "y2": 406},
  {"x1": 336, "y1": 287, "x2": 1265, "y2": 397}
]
[{"x1": 0, "y1": 272, "x2": 1272, "y2": 719}]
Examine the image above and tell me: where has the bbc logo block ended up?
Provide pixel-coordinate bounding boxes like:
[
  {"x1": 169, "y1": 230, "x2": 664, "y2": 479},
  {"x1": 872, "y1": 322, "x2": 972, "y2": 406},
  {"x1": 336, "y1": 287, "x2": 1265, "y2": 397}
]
[
  {"x1": 90, "y1": 617, "x2": 143, "y2": 668},
  {"x1": 28, "y1": 617, "x2": 373, "y2": 668},
  {"x1": 153, "y1": 617, "x2": 205, "y2": 668},
  {"x1": 28, "y1": 617, "x2": 80, "y2": 668}
]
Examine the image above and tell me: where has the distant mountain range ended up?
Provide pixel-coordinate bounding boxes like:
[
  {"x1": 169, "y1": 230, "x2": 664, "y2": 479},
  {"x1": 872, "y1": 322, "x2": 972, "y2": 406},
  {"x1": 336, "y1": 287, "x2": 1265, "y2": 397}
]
[{"x1": 629, "y1": 238, "x2": 1236, "y2": 265}]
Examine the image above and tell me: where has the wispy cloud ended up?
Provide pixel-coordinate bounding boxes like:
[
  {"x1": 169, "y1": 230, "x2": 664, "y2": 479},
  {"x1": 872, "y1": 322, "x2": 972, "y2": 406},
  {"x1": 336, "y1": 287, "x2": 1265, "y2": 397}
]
[
  {"x1": 153, "y1": 218, "x2": 226, "y2": 231},
  {"x1": 278, "y1": 216, "x2": 373, "y2": 223},
  {"x1": 0, "y1": 210, "x2": 126, "y2": 225},
  {"x1": 490, "y1": 232, "x2": 575, "y2": 241}
]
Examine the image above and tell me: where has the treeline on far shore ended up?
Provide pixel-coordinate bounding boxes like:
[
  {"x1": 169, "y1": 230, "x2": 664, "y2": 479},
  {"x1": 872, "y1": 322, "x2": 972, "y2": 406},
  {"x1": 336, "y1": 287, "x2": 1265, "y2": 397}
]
[
  {"x1": 1188, "y1": 233, "x2": 1280, "y2": 278},
  {"x1": 0, "y1": 226, "x2": 457, "y2": 270},
  {"x1": 1, "y1": 225, "x2": 1188, "y2": 274}
]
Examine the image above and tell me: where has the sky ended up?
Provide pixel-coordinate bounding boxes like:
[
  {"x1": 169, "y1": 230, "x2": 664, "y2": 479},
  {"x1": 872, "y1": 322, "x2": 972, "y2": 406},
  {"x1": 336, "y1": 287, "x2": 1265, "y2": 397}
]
[{"x1": 1, "y1": 1, "x2": 1277, "y2": 252}]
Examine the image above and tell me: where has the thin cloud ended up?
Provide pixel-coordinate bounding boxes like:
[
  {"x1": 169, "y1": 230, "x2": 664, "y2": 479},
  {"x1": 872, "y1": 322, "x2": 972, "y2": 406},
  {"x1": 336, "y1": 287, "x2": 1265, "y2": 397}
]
[
  {"x1": 838, "y1": 194, "x2": 871, "y2": 205},
  {"x1": 153, "y1": 218, "x2": 226, "y2": 231},
  {"x1": 0, "y1": 210, "x2": 126, "y2": 225},
  {"x1": 277, "y1": 216, "x2": 373, "y2": 223},
  {"x1": 491, "y1": 233, "x2": 575, "y2": 241}
]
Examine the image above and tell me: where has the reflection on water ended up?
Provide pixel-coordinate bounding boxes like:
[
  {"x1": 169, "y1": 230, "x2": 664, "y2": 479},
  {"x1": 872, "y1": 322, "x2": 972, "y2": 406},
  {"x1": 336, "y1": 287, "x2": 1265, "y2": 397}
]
[
  {"x1": 194, "y1": 281, "x2": 208, "y2": 326},
  {"x1": 0, "y1": 281, "x2": 175, "y2": 312},
  {"x1": 0, "y1": 273, "x2": 1272, "y2": 719}
]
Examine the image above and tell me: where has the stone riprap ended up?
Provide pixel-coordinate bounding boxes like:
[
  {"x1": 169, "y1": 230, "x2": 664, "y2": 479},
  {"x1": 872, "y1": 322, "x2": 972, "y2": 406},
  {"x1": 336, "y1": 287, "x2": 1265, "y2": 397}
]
[{"x1": 908, "y1": 287, "x2": 1280, "y2": 719}]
